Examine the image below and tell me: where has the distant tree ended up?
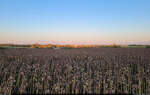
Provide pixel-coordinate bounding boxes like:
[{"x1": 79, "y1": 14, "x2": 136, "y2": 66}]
[
  {"x1": 31, "y1": 43, "x2": 40, "y2": 48},
  {"x1": 0, "y1": 47, "x2": 6, "y2": 49},
  {"x1": 111, "y1": 43, "x2": 121, "y2": 48},
  {"x1": 145, "y1": 45, "x2": 150, "y2": 48},
  {"x1": 128, "y1": 44, "x2": 137, "y2": 46}
]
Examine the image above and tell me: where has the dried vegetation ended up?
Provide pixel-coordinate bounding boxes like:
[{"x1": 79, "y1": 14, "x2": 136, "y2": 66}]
[{"x1": 0, "y1": 48, "x2": 150, "y2": 94}]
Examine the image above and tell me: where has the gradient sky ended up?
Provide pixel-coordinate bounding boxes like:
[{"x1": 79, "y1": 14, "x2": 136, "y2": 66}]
[{"x1": 0, "y1": 0, "x2": 150, "y2": 45}]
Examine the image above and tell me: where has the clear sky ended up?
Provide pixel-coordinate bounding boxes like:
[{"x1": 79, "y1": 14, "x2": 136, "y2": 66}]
[{"x1": 0, "y1": 0, "x2": 150, "y2": 45}]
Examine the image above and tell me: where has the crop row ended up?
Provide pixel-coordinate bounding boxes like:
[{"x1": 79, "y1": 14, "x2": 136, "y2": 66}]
[{"x1": 0, "y1": 54, "x2": 150, "y2": 94}]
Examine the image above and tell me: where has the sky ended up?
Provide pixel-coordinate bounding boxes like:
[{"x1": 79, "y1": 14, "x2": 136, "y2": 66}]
[{"x1": 0, "y1": 0, "x2": 150, "y2": 45}]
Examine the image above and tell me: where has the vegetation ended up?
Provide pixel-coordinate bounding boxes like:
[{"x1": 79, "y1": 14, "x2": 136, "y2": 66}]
[
  {"x1": 127, "y1": 44, "x2": 150, "y2": 48},
  {"x1": 145, "y1": 45, "x2": 150, "y2": 48},
  {"x1": 0, "y1": 44, "x2": 150, "y2": 49},
  {"x1": 0, "y1": 47, "x2": 6, "y2": 49},
  {"x1": 30, "y1": 44, "x2": 100, "y2": 49},
  {"x1": 0, "y1": 48, "x2": 150, "y2": 94},
  {"x1": 101, "y1": 44, "x2": 121, "y2": 48}
]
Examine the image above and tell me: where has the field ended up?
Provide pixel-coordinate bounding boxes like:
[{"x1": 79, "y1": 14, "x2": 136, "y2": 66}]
[{"x1": 0, "y1": 48, "x2": 150, "y2": 94}]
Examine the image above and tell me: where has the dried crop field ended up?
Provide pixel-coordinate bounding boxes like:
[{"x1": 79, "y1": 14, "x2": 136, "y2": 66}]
[{"x1": 0, "y1": 48, "x2": 150, "y2": 94}]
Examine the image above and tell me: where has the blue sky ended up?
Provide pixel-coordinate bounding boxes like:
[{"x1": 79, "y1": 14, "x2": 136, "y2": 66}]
[{"x1": 0, "y1": 0, "x2": 150, "y2": 44}]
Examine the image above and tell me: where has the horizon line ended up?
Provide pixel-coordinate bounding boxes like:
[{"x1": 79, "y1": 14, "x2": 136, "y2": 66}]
[{"x1": 0, "y1": 43, "x2": 149, "y2": 46}]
